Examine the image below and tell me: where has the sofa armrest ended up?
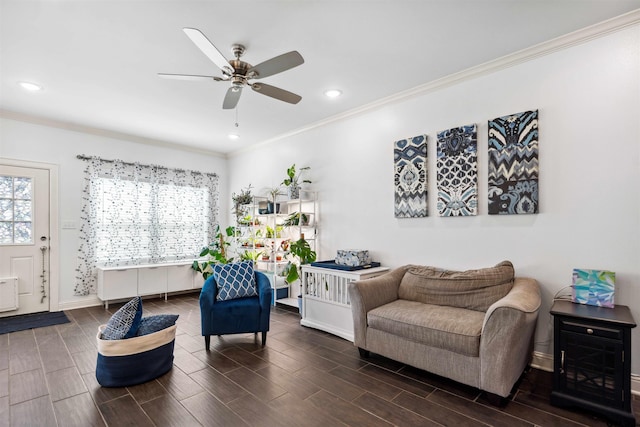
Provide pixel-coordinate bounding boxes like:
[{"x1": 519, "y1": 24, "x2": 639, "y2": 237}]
[
  {"x1": 479, "y1": 277, "x2": 541, "y2": 397},
  {"x1": 199, "y1": 276, "x2": 216, "y2": 310},
  {"x1": 256, "y1": 271, "x2": 274, "y2": 310},
  {"x1": 199, "y1": 276, "x2": 216, "y2": 335},
  {"x1": 348, "y1": 266, "x2": 408, "y2": 348}
]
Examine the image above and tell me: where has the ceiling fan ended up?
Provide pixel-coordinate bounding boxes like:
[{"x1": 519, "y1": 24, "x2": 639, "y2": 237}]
[{"x1": 159, "y1": 28, "x2": 304, "y2": 109}]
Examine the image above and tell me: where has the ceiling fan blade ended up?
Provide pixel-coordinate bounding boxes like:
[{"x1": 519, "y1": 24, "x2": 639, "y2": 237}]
[
  {"x1": 158, "y1": 73, "x2": 225, "y2": 82},
  {"x1": 251, "y1": 83, "x2": 301, "y2": 104},
  {"x1": 247, "y1": 51, "x2": 304, "y2": 79},
  {"x1": 182, "y1": 28, "x2": 234, "y2": 75},
  {"x1": 223, "y1": 87, "x2": 243, "y2": 109}
]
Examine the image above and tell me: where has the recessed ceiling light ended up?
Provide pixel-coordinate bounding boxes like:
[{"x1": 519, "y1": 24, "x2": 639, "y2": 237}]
[
  {"x1": 228, "y1": 133, "x2": 240, "y2": 140},
  {"x1": 324, "y1": 89, "x2": 342, "y2": 98},
  {"x1": 18, "y1": 81, "x2": 43, "y2": 92}
]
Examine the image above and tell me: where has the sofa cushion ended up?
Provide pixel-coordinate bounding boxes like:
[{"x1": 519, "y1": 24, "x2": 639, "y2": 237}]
[
  {"x1": 367, "y1": 299, "x2": 484, "y2": 357},
  {"x1": 398, "y1": 261, "x2": 514, "y2": 312}
]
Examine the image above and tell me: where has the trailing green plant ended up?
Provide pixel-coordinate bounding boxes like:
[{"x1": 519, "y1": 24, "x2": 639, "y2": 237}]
[
  {"x1": 192, "y1": 225, "x2": 236, "y2": 280},
  {"x1": 282, "y1": 164, "x2": 311, "y2": 188},
  {"x1": 232, "y1": 184, "x2": 253, "y2": 218},
  {"x1": 284, "y1": 236, "x2": 317, "y2": 287}
]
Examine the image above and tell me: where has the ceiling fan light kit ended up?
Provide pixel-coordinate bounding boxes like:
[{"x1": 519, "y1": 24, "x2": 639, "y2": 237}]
[{"x1": 160, "y1": 28, "x2": 304, "y2": 110}]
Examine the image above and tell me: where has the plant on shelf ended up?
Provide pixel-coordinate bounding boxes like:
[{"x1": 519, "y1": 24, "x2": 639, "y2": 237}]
[
  {"x1": 283, "y1": 211, "x2": 309, "y2": 227},
  {"x1": 264, "y1": 186, "x2": 284, "y2": 213},
  {"x1": 282, "y1": 164, "x2": 311, "y2": 200},
  {"x1": 265, "y1": 226, "x2": 274, "y2": 239},
  {"x1": 237, "y1": 214, "x2": 254, "y2": 226},
  {"x1": 192, "y1": 225, "x2": 236, "y2": 280},
  {"x1": 284, "y1": 235, "x2": 317, "y2": 298},
  {"x1": 232, "y1": 184, "x2": 253, "y2": 219},
  {"x1": 240, "y1": 250, "x2": 262, "y2": 264}
]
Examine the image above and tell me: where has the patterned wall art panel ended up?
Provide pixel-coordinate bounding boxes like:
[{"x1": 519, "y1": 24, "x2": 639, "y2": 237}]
[
  {"x1": 394, "y1": 135, "x2": 427, "y2": 218},
  {"x1": 488, "y1": 110, "x2": 539, "y2": 215},
  {"x1": 436, "y1": 124, "x2": 478, "y2": 216}
]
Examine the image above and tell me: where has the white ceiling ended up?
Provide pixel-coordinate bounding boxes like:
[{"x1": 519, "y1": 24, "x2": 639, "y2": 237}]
[{"x1": 2, "y1": 1, "x2": 639, "y2": 155}]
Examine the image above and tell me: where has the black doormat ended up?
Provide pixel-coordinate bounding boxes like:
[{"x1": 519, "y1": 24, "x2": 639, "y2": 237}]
[{"x1": 0, "y1": 311, "x2": 70, "y2": 335}]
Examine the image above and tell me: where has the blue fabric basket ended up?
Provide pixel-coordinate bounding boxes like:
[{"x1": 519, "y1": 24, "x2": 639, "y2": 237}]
[{"x1": 96, "y1": 324, "x2": 176, "y2": 387}]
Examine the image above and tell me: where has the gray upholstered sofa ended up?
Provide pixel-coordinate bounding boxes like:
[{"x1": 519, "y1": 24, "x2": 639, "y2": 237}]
[{"x1": 348, "y1": 261, "x2": 540, "y2": 399}]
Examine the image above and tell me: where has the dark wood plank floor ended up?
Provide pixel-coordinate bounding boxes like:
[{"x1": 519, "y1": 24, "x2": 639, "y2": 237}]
[{"x1": 1, "y1": 293, "x2": 638, "y2": 426}]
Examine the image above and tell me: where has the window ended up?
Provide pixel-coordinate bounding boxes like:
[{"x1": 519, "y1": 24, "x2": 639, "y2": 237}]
[
  {"x1": 94, "y1": 177, "x2": 209, "y2": 264},
  {"x1": 0, "y1": 176, "x2": 33, "y2": 244},
  {"x1": 74, "y1": 156, "x2": 219, "y2": 296}
]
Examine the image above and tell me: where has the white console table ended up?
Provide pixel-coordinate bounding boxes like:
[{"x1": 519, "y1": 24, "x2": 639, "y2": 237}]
[
  {"x1": 300, "y1": 264, "x2": 389, "y2": 341},
  {"x1": 97, "y1": 261, "x2": 203, "y2": 309}
]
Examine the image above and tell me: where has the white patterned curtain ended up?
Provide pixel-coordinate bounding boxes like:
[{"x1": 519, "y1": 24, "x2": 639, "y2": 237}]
[{"x1": 74, "y1": 156, "x2": 219, "y2": 296}]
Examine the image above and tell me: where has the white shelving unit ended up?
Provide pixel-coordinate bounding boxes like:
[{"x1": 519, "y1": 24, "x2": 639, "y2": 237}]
[{"x1": 235, "y1": 190, "x2": 317, "y2": 307}]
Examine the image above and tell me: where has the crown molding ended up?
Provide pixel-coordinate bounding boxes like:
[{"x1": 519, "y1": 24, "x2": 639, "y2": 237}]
[
  {"x1": 230, "y1": 8, "x2": 640, "y2": 157},
  {"x1": 0, "y1": 109, "x2": 227, "y2": 159}
]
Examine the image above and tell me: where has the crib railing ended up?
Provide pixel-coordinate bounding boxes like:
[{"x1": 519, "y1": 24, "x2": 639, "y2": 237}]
[{"x1": 303, "y1": 270, "x2": 352, "y2": 306}]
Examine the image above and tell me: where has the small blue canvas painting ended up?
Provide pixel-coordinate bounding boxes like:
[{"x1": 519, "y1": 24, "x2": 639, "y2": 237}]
[
  {"x1": 394, "y1": 135, "x2": 427, "y2": 218},
  {"x1": 571, "y1": 269, "x2": 615, "y2": 308},
  {"x1": 436, "y1": 124, "x2": 478, "y2": 216}
]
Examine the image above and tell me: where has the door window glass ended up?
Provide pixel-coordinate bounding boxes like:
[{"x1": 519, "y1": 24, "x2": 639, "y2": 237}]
[{"x1": 0, "y1": 176, "x2": 33, "y2": 244}]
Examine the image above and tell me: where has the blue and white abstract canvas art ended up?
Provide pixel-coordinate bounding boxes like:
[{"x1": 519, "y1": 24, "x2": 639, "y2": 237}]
[
  {"x1": 394, "y1": 135, "x2": 427, "y2": 218},
  {"x1": 436, "y1": 124, "x2": 477, "y2": 216},
  {"x1": 488, "y1": 110, "x2": 539, "y2": 215}
]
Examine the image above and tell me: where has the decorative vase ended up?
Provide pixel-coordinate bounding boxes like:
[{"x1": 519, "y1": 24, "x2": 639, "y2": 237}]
[{"x1": 288, "y1": 185, "x2": 300, "y2": 200}]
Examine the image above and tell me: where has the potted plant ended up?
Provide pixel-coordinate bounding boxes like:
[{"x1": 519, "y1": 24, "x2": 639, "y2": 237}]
[
  {"x1": 284, "y1": 236, "x2": 317, "y2": 315},
  {"x1": 240, "y1": 250, "x2": 262, "y2": 266},
  {"x1": 264, "y1": 186, "x2": 284, "y2": 214},
  {"x1": 282, "y1": 164, "x2": 311, "y2": 200},
  {"x1": 283, "y1": 211, "x2": 310, "y2": 227},
  {"x1": 232, "y1": 184, "x2": 253, "y2": 219},
  {"x1": 192, "y1": 225, "x2": 236, "y2": 280}
]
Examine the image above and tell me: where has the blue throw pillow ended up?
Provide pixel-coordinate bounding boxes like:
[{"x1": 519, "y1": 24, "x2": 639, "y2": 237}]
[
  {"x1": 135, "y1": 314, "x2": 179, "y2": 336},
  {"x1": 102, "y1": 297, "x2": 143, "y2": 340},
  {"x1": 213, "y1": 261, "x2": 257, "y2": 301}
]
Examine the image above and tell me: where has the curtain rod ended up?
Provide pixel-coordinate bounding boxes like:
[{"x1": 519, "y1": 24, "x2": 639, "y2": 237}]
[{"x1": 76, "y1": 154, "x2": 218, "y2": 178}]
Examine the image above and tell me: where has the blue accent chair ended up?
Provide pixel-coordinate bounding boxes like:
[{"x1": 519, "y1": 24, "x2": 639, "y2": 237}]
[{"x1": 199, "y1": 270, "x2": 273, "y2": 350}]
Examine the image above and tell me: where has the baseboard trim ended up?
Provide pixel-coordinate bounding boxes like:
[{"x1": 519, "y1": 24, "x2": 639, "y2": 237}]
[
  {"x1": 530, "y1": 351, "x2": 640, "y2": 396},
  {"x1": 531, "y1": 351, "x2": 553, "y2": 372},
  {"x1": 58, "y1": 296, "x2": 104, "y2": 311},
  {"x1": 632, "y1": 375, "x2": 640, "y2": 397},
  {"x1": 57, "y1": 289, "x2": 202, "y2": 312}
]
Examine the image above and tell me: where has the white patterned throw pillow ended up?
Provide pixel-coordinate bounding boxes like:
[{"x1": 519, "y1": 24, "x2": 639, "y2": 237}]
[{"x1": 213, "y1": 261, "x2": 258, "y2": 301}]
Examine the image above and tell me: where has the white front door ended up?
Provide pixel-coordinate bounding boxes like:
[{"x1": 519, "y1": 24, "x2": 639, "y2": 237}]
[{"x1": 0, "y1": 165, "x2": 50, "y2": 317}]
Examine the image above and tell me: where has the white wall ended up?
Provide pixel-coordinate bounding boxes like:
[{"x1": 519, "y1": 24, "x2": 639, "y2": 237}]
[
  {"x1": 228, "y1": 24, "x2": 640, "y2": 374},
  {"x1": 0, "y1": 118, "x2": 228, "y2": 305}
]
